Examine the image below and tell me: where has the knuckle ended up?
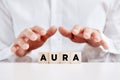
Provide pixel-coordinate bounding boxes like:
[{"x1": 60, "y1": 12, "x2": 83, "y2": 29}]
[
  {"x1": 84, "y1": 27, "x2": 90, "y2": 32},
  {"x1": 24, "y1": 28, "x2": 30, "y2": 33},
  {"x1": 33, "y1": 26, "x2": 42, "y2": 30},
  {"x1": 73, "y1": 25, "x2": 79, "y2": 29},
  {"x1": 32, "y1": 26, "x2": 39, "y2": 30},
  {"x1": 94, "y1": 29, "x2": 100, "y2": 33}
]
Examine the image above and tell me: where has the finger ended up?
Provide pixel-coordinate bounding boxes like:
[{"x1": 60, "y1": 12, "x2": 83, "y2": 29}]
[
  {"x1": 12, "y1": 44, "x2": 28, "y2": 57},
  {"x1": 45, "y1": 26, "x2": 57, "y2": 38},
  {"x1": 100, "y1": 40, "x2": 109, "y2": 50},
  {"x1": 32, "y1": 26, "x2": 47, "y2": 36},
  {"x1": 71, "y1": 25, "x2": 83, "y2": 35},
  {"x1": 15, "y1": 38, "x2": 29, "y2": 50},
  {"x1": 15, "y1": 49, "x2": 27, "y2": 57},
  {"x1": 83, "y1": 27, "x2": 93, "y2": 39},
  {"x1": 59, "y1": 26, "x2": 72, "y2": 38},
  {"x1": 92, "y1": 30, "x2": 101, "y2": 42},
  {"x1": 11, "y1": 46, "x2": 19, "y2": 53},
  {"x1": 20, "y1": 28, "x2": 38, "y2": 41}
]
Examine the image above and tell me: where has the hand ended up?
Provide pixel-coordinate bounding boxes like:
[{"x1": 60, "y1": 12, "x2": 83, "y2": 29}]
[
  {"x1": 11, "y1": 26, "x2": 57, "y2": 57},
  {"x1": 59, "y1": 25, "x2": 108, "y2": 50}
]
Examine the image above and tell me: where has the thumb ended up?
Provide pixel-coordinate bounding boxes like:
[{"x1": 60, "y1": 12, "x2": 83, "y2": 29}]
[
  {"x1": 45, "y1": 26, "x2": 57, "y2": 38},
  {"x1": 59, "y1": 26, "x2": 72, "y2": 39},
  {"x1": 100, "y1": 40, "x2": 109, "y2": 50}
]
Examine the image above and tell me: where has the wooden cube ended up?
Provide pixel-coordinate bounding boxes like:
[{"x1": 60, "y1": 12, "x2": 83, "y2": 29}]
[
  {"x1": 60, "y1": 52, "x2": 71, "y2": 64},
  {"x1": 48, "y1": 52, "x2": 61, "y2": 64},
  {"x1": 70, "y1": 52, "x2": 81, "y2": 64},
  {"x1": 38, "y1": 52, "x2": 49, "y2": 64}
]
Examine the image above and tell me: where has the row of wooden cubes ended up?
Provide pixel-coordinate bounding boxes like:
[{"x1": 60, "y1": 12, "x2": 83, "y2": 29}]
[{"x1": 38, "y1": 51, "x2": 81, "y2": 64}]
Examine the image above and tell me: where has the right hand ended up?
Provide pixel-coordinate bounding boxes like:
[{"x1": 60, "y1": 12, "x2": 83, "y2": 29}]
[
  {"x1": 59, "y1": 25, "x2": 108, "y2": 50},
  {"x1": 11, "y1": 26, "x2": 57, "y2": 57}
]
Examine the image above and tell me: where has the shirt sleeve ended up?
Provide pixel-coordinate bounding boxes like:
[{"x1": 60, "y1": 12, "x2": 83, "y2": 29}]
[
  {"x1": 0, "y1": 0, "x2": 15, "y2": 61},
  {"x1": 86, "y1": 0, "x2": 120, "y2": 54}
]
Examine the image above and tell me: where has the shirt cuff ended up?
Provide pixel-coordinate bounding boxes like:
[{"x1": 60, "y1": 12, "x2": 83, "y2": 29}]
[{"x1": 100, "y1": 32, "x2": 120, "y2": 54}]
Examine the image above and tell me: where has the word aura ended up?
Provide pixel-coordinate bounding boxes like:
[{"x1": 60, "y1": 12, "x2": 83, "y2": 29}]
[{"x1": 38, "y1": 52, "x2": 81, "y2": 64}]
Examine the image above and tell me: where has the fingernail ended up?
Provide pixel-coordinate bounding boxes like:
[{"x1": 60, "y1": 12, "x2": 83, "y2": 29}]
[
  {"x1": 30, "y1": 34, "x2": 37, "y2": 41},
  {"x1": 22, "y1": 44, "x2": 29, "y2": 50},
  {"x1": 94, "y1": 37, "x2": 100, "y2": 42},
  {"x1": 72, "y1": 29, "x2": 79, "y2": 35},
  {"x1": 84, "y1": 34, "x2": 89, "y2": 39},
  {"x1": 19, "y1": 51, "x2": 25, "y2": 57},
  {"x1": 11, "y1": 47, "x2": 16, "y2": 53},
  {"x1": 40, "y1": 30, "x2": 46, "y2": 35}
]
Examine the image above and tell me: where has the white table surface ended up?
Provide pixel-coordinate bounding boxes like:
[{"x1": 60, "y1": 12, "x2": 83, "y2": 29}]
[{"x1": 0, "y1": 63, "x2": 120, "y2": 80}]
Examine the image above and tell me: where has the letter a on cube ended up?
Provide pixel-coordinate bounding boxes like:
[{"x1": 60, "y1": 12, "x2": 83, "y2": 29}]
[
  {"x1": 38, "y1": 52, "x2": 49, "y2": 64},
  {"x1": 70, "y1": 52, "x2": 81, "y2": 64}
]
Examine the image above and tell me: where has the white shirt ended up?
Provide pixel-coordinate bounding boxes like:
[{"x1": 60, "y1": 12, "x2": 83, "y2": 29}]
[{"x1": 0, "y1": 0, "x2": 120, "y2": 62}]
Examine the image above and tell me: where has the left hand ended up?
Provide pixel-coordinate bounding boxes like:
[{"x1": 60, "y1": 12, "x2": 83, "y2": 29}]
[{"x1": 59, "y1": 25, "x2": 108, "y2": 50}]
